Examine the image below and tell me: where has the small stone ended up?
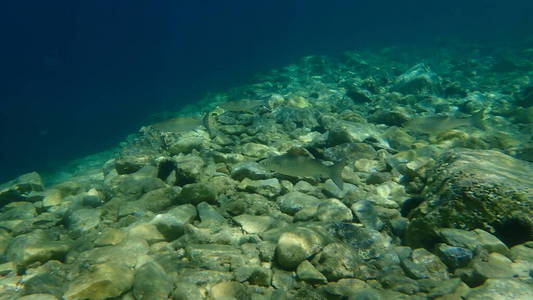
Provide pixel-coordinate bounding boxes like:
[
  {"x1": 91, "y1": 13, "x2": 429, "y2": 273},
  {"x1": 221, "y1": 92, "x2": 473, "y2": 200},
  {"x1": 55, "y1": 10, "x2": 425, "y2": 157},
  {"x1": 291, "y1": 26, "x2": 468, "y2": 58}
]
[{"x1": 296, "y1": 260, "x2": 327, "y2": 284}]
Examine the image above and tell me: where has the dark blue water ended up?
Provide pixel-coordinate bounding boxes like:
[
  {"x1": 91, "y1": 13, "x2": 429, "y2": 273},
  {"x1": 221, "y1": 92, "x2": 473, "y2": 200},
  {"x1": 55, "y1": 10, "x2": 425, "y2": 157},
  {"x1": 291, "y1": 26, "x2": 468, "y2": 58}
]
[{"x1": 1, "y1": 0, "x2": 532, "y2": 182}]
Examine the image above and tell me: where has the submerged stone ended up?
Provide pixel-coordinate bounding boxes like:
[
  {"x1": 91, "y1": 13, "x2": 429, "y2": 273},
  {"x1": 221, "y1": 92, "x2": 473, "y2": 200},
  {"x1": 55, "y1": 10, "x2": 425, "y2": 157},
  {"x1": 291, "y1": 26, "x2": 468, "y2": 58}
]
[{"x1": 406, "y1": 149, "x2": 533, "y2": 248}]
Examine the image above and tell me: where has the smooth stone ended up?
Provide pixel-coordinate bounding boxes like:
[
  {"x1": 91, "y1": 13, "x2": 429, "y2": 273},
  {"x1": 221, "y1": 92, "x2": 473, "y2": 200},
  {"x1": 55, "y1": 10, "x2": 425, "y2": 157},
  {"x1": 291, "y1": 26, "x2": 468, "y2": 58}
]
[
  {"x1": 173, "y1": 281, "x2": 204, "y2": 300},
  {"x1": 127, "y1": 223, "x2": 166, "y2": 245},
  {"x1": 245, "y1": 178, "x2": 281, "y2": 198},
  {"x1": 435, "y1": 243, "x2": 473, "y2": 269},
  {"x1": 312, "y1": 242, "x2": 359, "y2": 281},
  {"x1": 351, "y1": 200, "x2": 384, "y2": 231}
]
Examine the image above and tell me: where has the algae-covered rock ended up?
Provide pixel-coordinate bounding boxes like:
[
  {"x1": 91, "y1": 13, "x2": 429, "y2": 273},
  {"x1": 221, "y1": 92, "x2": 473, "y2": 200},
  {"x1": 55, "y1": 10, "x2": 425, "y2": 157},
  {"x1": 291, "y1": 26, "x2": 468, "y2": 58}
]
[{"x1": 406, "y1": 149, "x2": 533, "y2": 248}]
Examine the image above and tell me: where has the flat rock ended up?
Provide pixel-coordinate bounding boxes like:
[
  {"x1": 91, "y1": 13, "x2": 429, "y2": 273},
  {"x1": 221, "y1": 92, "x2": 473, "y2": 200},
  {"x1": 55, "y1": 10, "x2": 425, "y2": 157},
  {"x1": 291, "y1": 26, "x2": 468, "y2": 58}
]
[
  {"x1": 465, "y1": 278, "x2": 533, "y2": 300},
  {"x1": 233, "y1": 214, "x2": 275, "y2": 234},
  {"x1": 277, "y1": 191, "x2": 322, "y2": 215},
  {"x1": 5, "y1": 230, "x2": 70, "y2": 270},
  {"x1": 63, "y1": 262, "x2": 134, "y2": 300}
]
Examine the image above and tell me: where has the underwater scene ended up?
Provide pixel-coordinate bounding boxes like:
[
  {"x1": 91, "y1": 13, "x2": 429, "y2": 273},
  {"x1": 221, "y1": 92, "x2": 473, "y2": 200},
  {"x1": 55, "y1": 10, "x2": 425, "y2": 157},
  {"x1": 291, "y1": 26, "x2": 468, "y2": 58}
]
[{"x1": 1, "y1": 1, "x2": 533, "y2": 299}]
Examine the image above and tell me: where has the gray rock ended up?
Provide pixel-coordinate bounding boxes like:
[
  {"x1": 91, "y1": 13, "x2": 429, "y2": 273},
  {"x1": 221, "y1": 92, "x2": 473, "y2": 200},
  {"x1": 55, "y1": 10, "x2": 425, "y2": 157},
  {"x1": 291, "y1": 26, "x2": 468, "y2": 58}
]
[
  {"x1": 465, "y1": 278, "x2": 533, "y2": 300},
  {"x1": 178, "y1": 183, "x2": 216, "y2": 205},
  {"x1": 0, "y1": 202, "x2": 37, "y2": 220},
  {"x1": 22, "y1": 261, "x2": 68, "y2": 298},
  {"x1": 5, "y1": 230, "x2": 70, "y2": 270},
  {"x1": 379, "y1": 272, "x2": 420, "y2": 295},
  {"x1": 231, "y1": 162, "x2": 272, "y2": 181},
  {"x1": 233, "y1": 214, "x2": 275, "y2": 234},
  {"x1": 248, "y1": 267, "x2": 272, "y2": 287},
  {"x1": 167, "y1": 131, "x2": 206, "y2": 154},
  {"x1": 346, "y1": 87, "x2": 372, "y2": 103},
  {"x1": 185, "y1": 244, "x2": 244, "y2": 272},
  {"x1": 197, "y1": 202, "x2": 226, "y2": 226},
  {"x1": 351, "y1": 200, "x2": 384, "y2": 231},
  {"x1": 296, "y1": 260, "x2": 327, "y2": 284},
  {"x1": 315, "y1": 199, "x2": 353, "y2": 222},
  {"x1": 64, "y1": 207, "x2": 102, "y2": 236},
  {"x1": 437, "y1": 228, "x2": 511, "y2": 258},
  {"x1": 406, "y1": 149, "x2": 533, "y2": 248},
  {"x1": 435, "y1": 243, "x2": 473, "y2": 269},
  {"x1": 461, "y1": 252, "x2": 518, "y2": 286},
  {"x1": 151, "y1": 204, "x2": 197, "y2": 240},
  {"x1": 63, "y1": 262, "x2": 134, "y2": 300},
  {"x1": 275, "y1": 227, "x2": 325, "y2": 270},
  {"x1": 0, "y1": 172, "x2": 44, "y2": 206},
  {"x1": 393, "y1": 63, "x2": 441, "y2": 95},
  {"x1": 210, "y1": 281, "x2": 250, "y2": 300},
  {"x1": 115, "y1": 155, "x2": 149, "y2": 175},
  {"x1": 312, "y1": 242, "x2": 359, "y2": 281},
  {"x1": 141, "y1": 187, "x2": 180, "y2": 212},
  {"x1": 277, "y1": 192, "x2": 322, "y2": 215},
  {"x1": 400, "y1": 248, "x2": 449, "y2": 281},
  {"x1": 172, "y1": 154, "x2": 204, "y2": 185},
  {"x1": 319, "y1": 279, "x2": 371, "y2": 299},
  {"x1": 107, "y1": 171, "x2": 166, "y2": 199},
  {"x1": 510, "y1": 242, "x2": 533, "y2": 262},
  {"x1": 173, "y1": 281, "x2": 204, "y2": 300},
  {"x1": 271, "y1": 268, "x2": 296, "y2": 291},
  {"x1": 245, "y1": 178, "x2": 281, "y2": 197},
  {"x1": 328, "y1": 222, "x2": 389, "y2": 260},
  {"x1": 133, "y1": 261, "x2": 173, "y2": 300}
]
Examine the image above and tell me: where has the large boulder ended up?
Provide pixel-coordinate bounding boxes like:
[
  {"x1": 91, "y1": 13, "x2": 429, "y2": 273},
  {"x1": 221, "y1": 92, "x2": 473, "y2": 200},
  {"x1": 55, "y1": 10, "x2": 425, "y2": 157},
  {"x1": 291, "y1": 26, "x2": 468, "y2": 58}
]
[{"x1": 406, "y1": 149, "x2": 533, "y2": 248}]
